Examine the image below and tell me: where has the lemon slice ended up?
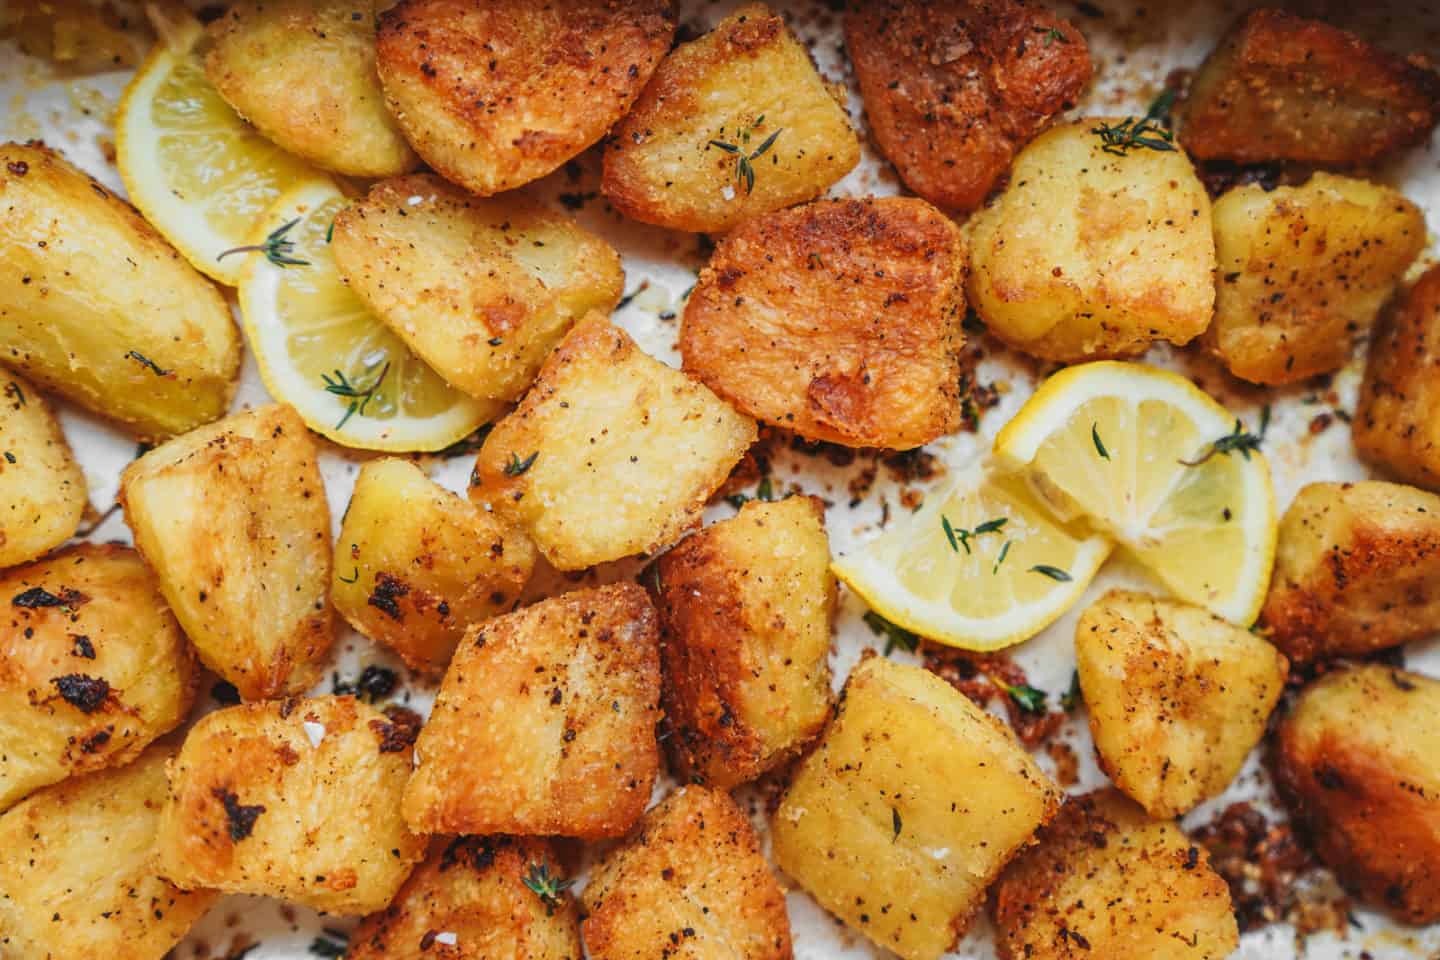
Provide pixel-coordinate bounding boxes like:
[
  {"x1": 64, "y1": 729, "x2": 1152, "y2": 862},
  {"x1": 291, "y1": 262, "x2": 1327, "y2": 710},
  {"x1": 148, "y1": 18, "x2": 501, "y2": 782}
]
[
  {"x1": 994, "y1": 361, "x2": 1275, "y2": 624},
  {"x1": 833, "y1": 466, "x2": 1113, "y2": 651},
  {"x1": 115, "y1": 13, "x2": 317, "y2": 286},
  {"x1": 237, "y1": 180, "x2": 502, "y2": 451}
]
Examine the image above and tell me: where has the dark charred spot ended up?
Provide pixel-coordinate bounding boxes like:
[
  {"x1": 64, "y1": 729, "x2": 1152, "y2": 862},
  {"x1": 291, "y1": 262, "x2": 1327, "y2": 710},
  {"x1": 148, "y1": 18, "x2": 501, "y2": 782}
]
[
  {"x1": 368, "y1": 573, "x2": 409, "y2": 621},
  {"x1": 211, "y1": 680, "x2": 242, "y2": 705},
  {"x1": 51, "y1": 674, "x2": 109, "y2": 713},
  {"x1": 7, "y1": 160, "x2": 28, "y2": 176},
  {"x1": 212, "y1": 787, "x2": 265, "y2": 841},
  {"x1": 79, "y1": 728, "x2": 112, "y2": 753},
  {"x1": 12, "y1": 586, "x2": 88, "y2": 609},
  {"x1": 370, "y1": 706, "x2": 422, "y2": 753},
  {"x1": 70, "y1": 634, "x2": 95, "y2": 659}
]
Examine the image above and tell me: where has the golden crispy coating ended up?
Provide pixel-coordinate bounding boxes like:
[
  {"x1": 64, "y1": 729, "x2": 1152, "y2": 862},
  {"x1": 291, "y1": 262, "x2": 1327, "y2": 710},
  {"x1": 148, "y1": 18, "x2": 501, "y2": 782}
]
[
  {"x1": 1356, "y1": 267, "x2": 1440, "y2": 489},
  {"x1": 0, "y1": 371, "x2": 86, "y2": 567},
  {"x1": 602, "y1": 3, "x2": 859, "y2": 233},
  {"x1": 376, "y1": 0, "x2": 675, "y2": 196},
  {"x1": 0, "y1": 544, "x2": 197, "y2": 813},
  {"x1": 680, "y1": 197, "x2": 966, "y2": 448},
  {"x1": 844, "y1": 0, "x2": 1092, "y2": 211},
  {"x1": 403, "y1": 584, "x2": 661, "y2": 839}
]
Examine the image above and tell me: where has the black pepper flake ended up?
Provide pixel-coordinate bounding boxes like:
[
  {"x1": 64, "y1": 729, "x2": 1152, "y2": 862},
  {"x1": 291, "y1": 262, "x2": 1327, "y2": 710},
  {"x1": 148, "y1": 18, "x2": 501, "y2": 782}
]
[
  {"x1": 212, "y1": 787, "x2": 266, "y2": 841},
  {"x1": 13, "y1": 586, "x2": 87, "y2": 609},
  {"x1": 70, "y1": 634, "x2": 95, "y2": 659},
  {"x1": 334, "y1": 664, "x2": 399, "y2": 702},
  {"x1": 368, "y1": 572, "x2": 409, "y2": 621},
  {"x1": 79, "y1": 728, "x2": 111, "y2": 753},
  {"x1": 371, "y1": 705, "x2": 422, "y2": 753},
  {"x1": 51, "y1": 674, "x2": 109, "y2": 713}
]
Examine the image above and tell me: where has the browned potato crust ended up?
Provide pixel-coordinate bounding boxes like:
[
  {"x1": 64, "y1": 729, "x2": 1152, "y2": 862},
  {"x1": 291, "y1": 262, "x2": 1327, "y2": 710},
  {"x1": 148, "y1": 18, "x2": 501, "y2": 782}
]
[
  {"x1": 1356, "y1": 267, "x2": 1440, "y2": 489},
  {"x1": 844, "y1": 0, "x2": 1092, "y2": 212},
  {"x1": 581, "y1": 786, "x2": 791, "y2": 960},
  {"x1": 1275, "y1": 664, "x2": 1440, "y2": 923},
  {"x1": 155, "y1": 695, "x2": 427, "y2": 915},
  {"x1": 403, "y1": 584, "x2": 661, "y2": 839},
  {"x1": 1260, "y1": 481, "x2": 1440, "y2": 663},
  {"x1": 0, "y1": 544, "x2": 197, "y2": 813},
  {"x1": 680, "y1": 197, "x2": 966, "y2": 449},
  {"x1": 1179, "y1": 8, "x2": 1440, "y2": 167},
  {"x1": 0, "y1": 371, "x2": 86, "y2": 568},
  {"x1": 376, "y1": 0, "x2": 675, "y2": 196}
]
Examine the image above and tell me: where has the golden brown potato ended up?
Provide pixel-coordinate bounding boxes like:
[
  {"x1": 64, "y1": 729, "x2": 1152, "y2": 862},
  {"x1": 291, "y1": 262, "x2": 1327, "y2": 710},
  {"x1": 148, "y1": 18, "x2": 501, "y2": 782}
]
[
  {"x1": 155, "y1": 695, "x2": 427, "y2": 915},
  {"x1": 0, "y1": 142, "x2": 239, "y2": 440},
  {"x1": 582, "y1": 786, "x2": 791, "y2": 960},
  {"x1": 1356, "y1": 267, "x2": 1440, "y2": 489},
  {"x1": 965, "y1": 120, "x2": 1215, "y2": 362},
  {"x1": 1275, "y1": 664, "x2": 1440, "y2": 923},
  {"x1": 1260, "y1": 481, "x2": 1440, "y2": 663},
  {"x1": 350, "y1": 836, "x2": 583, "y2": 960},
  {"x1": 0, "y1": 372, "x2": 86, "y2": 568},
  {"x1": 377, "y1": 0, "x2": 674, "y2": 196},
  {"x1": 1204, "y1": 174, "x2": 1425, "y2": 385},
  {"x1": 680, "y1": 197, "x2": 966, "y2": 449},
  {"x1": 0, "y1": 544, "x2": 197, "y2": 813},
  {"x1": 1179, "y1": 8, "x2": 1440, "y2": 167},
  {"x1": 602, "y1": 3, "x2": 859, "y2": 233},
  {"x1": 332, "y1": 174, "x2": 624, "y2": 403},
  {"x1": 120, "y1": 404, "x2": 333, "y2": 701},
  {"x1": 403, "y1": 584, "x2": 661, "y2": 839},
  {"x1": 470, "y1": 314, "x2": 756, "y2": 571},
  {"x1": 993, "y1": 790, "x2": 1239, "y2": 960},
  {"x1": 1075, "y1": 590, "x2": 1288, "y2": 819},
  {"x1": 773, "y1": 655, "x2": 1061, "y2": 960},
  {"x1": 0, "y1": 0, "x2": 149, "y2": 73},
  {"x1": 844, "y1": 0, "x2": 1092, "y2": 212},
  {"x1": 649, "y1": 496, "x2": 834, "y2": 789},
  {"x1": 206, "y1": 0, "x2": 418, "y2": 177},
  {"x1": 0, "y1": 746, "x2": 218, "y2": 959}
]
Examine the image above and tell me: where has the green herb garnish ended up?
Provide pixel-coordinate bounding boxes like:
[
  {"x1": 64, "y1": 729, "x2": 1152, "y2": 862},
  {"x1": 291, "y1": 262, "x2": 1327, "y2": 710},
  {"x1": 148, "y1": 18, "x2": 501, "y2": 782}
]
[
  {"x1": 1037, "y1": 25, "x2": 1067, "y2": 46},
  {"x1": 1060, "y1": 670, "x2": 1082, "y2": 712},
  {"x1": 709, "y1": 117, "x2": 784, "y2": 195},
  {"x1": 322, "y1": 361, "x2": 390, "y2": 430},
  {"x1": 1030, "y1": 564, "x2": 1073, "y2": 582},
  {"x1": 125, "y1": 350, "x2": 170, "y2": 377},
  {"x1": 993, "y1": 540, "x2": 1012, "y2": 574},
  {"x1": 1091, "y1": 92, "x2": 1177, "y2": 157},
  {"x1": 864, "y1": 610, "x2": 919, "y2": 655},
  {"x1": 892, "y1": 806, "x2": 902, "y2": 840},
  {"x1": 1180, "y1": 406, "x2": 1269, "y2": 467},
  {"x1": 995, "y1": 679, "x2": 1049, "y2": 715},
  {"x1": 1092, "y1": 422, "x2": 1110, "y2": 460},
  {"x1": 217, "y1": 217, "x2": 310, "y2": 268},
  {"x1": 943, "y1": 516, "x2": 1008, "y2": 555},
  {"x1": 523, "y1": 862, "x2": 574, "y2": 916}
]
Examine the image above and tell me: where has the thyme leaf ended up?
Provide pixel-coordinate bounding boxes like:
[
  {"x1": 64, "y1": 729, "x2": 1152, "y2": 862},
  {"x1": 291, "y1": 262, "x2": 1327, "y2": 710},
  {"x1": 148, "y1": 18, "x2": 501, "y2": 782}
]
[
  {"x1": 522, "y1": 862, "x2": 574, "y2": 916},
  {"x1": 994, "y1": 678, "x2": 1049, "y2": 715},
  {"x1": 504, "y1": 451, "x2": 539, "y2": 477},
  {"x1": 125, "y1": 350, "x2": 170, "y2": 377},
  {"x1": 216, "y1": 217, "x2": 310, "y2": 268},
  {"x1": 1030, "y1": 564, "x2": 1073, "y2": 582},
  {"x1": 1060, "y1": 670, "x2": 1083, "y2": 711},
  {"x1": 1180, "y1": 406, "x2": 1270, "y2": 467},
  {"x1": 1092, "y1": 422, "x2": 1110, "y2": 460},
  {"x1": 863, "y1": 610, "x2": 919, "y2": 655},
  {"x1": 711, "y1": 120, "x2": 784, "y2": 195},
  {"x1": 322, "y1": 361, "x2": 390, "y2": 430}
]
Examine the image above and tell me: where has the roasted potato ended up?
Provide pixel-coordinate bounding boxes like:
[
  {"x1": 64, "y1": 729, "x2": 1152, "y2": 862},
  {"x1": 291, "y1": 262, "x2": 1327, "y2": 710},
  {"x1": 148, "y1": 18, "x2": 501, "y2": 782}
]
[
  {"x1": 0, "y1": 371, "x2": 86, "y2": 568},
  {"x1": 649, "y1": 496, "x2": 834, "y2": 789},
  {"x1": 0, "y1": 142, "x2": 239, "y2": 440},
  {"x1": 332, "y1": 174, "x2": 624, "y2": 403},
  {"x1": 965, "y1": 120, "x2": 1215, "y2": 362},
  {"x1": 0, "y1": 544, "x2": 197, "y2": 813},
  {"x1": 680, "y1": 197, "x2": 966, "y2": 449},
  {"x1": 1260, "y1": 481, "x2": 1440, "y2": 663},
  {"x1": 1276, "y1": 664, "x2": 1440, "y2": 923},
  {"x1": 582, "y1": 786, "x2": 791, "y2": 960},
  {"x1": 470, "y1": 314, "x2": 756, "y2": 571},
  {"x1": 844, "y1": 0, "x2": 1092, "y2": 212},
  {"x1": 0, "y1": 0, "x2": 149, "y2": 73},
  {"x1": 155, "y1": 695, "x2": 427, "y2": 915},
  {"x1": 602, "y1": 3, "x2": 859, "y2": 234},
  {"x1": 0, "y1": 746, "x2": 218, "y2": 959},
  {"x1": 1179, "y1": 9, "x2": 1440, "y2": 167},
  {"x1": 773, "y1": 655, "x2": 1062, "y2": 960},
  {"x1": 1356, "y1": 267, "x2": 1440, "y2": 489},
  {"x1": 992, "y1": 789, "x2": 1239, "y2": 960},
  {"x1": 120, "y1": 404, "x2": 333, "y2": 701},
  {"x1": 377, "y1": 0, "x2": 674, "y2": 196},
  {"x1": 1204, "y1": 174, "x2": 1425, "y2": 385},
  {"x1": 1075, "y1": 590, "x2": 1288, "y2": 819},
  {"x1": 403, "y1": 584, "x2": 661, "y2": 839}
]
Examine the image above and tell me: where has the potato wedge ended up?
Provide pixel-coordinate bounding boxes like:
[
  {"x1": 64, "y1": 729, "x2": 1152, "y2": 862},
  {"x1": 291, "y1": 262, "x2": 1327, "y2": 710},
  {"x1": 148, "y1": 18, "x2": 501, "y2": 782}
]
[
  {"x1": 1, "y1": 544, "x2": 197, "y2": 813},
  {"x1": 1356, "y1": 266, "x2": 1440, "y2": 489},
  {"x1": 376, "y1": 0, "x2": 674, "y2": 196},
  {"x1": 0, "y1": 372, "x2": 86, "y2": 568},
  {"x1": 602, "y1": 2, "x2": 859, "y2": 233},
  {"x1": 1, "y1": 0, "x2": 149, "y2": 73},
  {"x1": 120, "y1": 404, "x2": 333, "y2": 700},
  {"x1": 332, "y1": 174, "x2": 624, "y2": 403},
  {"x1": 0, "y1": 141, "x2": 239, "y2": 440}
]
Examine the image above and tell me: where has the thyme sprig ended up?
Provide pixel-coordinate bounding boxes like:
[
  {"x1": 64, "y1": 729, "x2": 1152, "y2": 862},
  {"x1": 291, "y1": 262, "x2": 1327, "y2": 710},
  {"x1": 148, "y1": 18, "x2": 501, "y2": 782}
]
[
  {"x1": 217, "y1": 217, "x2": 310, "y2": 268},
  {"x1": 863, "y1": 610, "x2": 919, "y2": 655},
  {"x1": 993, "y1": 678, "x2": 1048, "y2": 715},
  {"x1": 942, "y1": 516, "x2": 1008, "y2": 555},
  {"x1": 504, "y1": 451, "x2": 539, "y2": 477},
  {"x1": 523, "y1": 862, "x2": 574, "y2": 916},
  {"x1": 1091, "y1": 90, "x2": 1177, "y2": 156},
  {"x1": 709, "y1": 116, "x2": 784, "y2": 195},
  {"x1": 1030, "y1": 564, "x2": 1073, "y2": 582},
  {"x1": 322, "y1": 361, "x2": 390, "y2": 430},
  {"x1": 125, "y1": 350, "x2": 170, "y2": 377},
  {"x1": 1180, "y1": 406, "x2": 1270, "y2": 467}
]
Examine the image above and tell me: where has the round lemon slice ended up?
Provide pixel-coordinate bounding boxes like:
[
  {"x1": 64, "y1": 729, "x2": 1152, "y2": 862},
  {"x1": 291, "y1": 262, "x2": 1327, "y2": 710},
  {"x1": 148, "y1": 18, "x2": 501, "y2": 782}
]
[
  {"x1": 994, "y1": 361, "x2": 1276, "y2": 624},
  {"x1": 237, "y1": 180, "x2": 502, "y2": 451}
]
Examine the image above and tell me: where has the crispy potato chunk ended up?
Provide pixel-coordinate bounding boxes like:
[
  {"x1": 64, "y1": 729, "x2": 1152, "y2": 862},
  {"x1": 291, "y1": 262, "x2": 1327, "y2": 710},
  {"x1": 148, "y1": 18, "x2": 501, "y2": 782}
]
[
  {"x1": 993, "y1": 790, "x2": 1239, "y2": 960},
  {"x1": 156, "y1": 695, "x2": 426, "y2": 915},
  {"x1": 377, "y1": 0, "x2": 674, "y2": 196},
  {"x1": 0, "y1": 746, "x2": 218, "y2": 958},
  {"x1": 773, "y1": 655, "x2": 1061, "y2": 960},
  {"x1": 602, "y1": 3, "x2": 859, "y2": 233},
  {"x1": 1276, "y1": 664, "x2": 1440, "y2": 923},
  {"x1": 582, "y1": 786, "x2": 791, "y2": 960},
  {"x1": 680, "y1": 197, "x2": 966, "y2": 449},
  {"x1": 1075, "y1": 590, "x2": 1288, "y2": 819},
  {"x1": 0, "y1": 545, "x2": 197, "y2": 813},
  {"x1": 1204, "y1": 174, "x2": 1425, "y2": 385},
  {"x1": 120, "y1": 404, "x2": 333, "y2": 701},
  {"x1": 0, "y1": 372, "x2": 86, "y2": 567},
  {"x1": 649, "y1": 496, "x2": 834, "y2": 788},
  {"x1": 332, "y1": 174, "x2": 624, "y2": 403},
  {"x1": 965, "y1": 120, "x2": 1215, "y2": 362},
  {"x1": 1179, "y1": 9, "x2": 1440, "y2": 167},
  {"x1": 404, "y1": 584, "x2": 661, "y2": 839},
  {"x1": 470, "y1": 314, "x2": 755, "y2": 571},
  {"x1": 350, "y1": 836, "x2": 582, "y2": 960},
  {"x1": 0, "y1": 0, "x2": 149, "y2": 73},
  {"x1": 1356, "y1": 267, "x2": 1440, "y2": 489},
  {"x1": 1260, "y1": 481, "x2": 1440, "y2": 663},
  {"x1": 0, "y1": 142, "x2": 239, "y2": 440},
  {"x1": 844, "y1": 0, "x2": 1091, "y2": 212}
]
